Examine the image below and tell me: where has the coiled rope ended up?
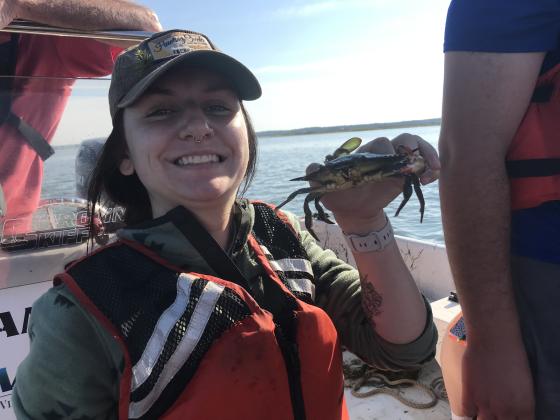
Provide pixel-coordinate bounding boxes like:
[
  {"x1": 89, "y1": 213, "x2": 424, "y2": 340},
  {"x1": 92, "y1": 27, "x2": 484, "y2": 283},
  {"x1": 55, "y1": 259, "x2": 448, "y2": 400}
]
[{"x1": 343, "y1": 358, "x2": 447, "y2": 410}]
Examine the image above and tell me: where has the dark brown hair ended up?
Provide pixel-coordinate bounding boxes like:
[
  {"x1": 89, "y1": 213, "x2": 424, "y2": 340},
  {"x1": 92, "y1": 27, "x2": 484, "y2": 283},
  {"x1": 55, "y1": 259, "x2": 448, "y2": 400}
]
[{"x1": 87, "y1": 103, "x2": 258, "y2": 232}]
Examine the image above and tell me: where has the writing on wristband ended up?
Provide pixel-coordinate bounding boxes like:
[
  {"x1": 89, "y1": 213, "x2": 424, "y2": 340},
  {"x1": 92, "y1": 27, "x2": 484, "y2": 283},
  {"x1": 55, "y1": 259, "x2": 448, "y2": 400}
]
[{"x1": 343, "y1": 215, "x2": 394, "y2": 253}]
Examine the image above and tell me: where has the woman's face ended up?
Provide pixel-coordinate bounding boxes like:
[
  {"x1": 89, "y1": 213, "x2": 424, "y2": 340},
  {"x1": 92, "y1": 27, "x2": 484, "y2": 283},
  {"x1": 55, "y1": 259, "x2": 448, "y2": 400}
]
[{"x1": 121, "y1": 67, "x2": 249, "y2": 218}]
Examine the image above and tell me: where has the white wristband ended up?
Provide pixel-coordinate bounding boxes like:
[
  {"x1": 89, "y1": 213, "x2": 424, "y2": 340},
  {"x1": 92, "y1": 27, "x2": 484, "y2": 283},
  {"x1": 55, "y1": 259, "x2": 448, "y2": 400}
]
[{"x1": 343, "y1": 215, "x2": 394, "y2": 253}]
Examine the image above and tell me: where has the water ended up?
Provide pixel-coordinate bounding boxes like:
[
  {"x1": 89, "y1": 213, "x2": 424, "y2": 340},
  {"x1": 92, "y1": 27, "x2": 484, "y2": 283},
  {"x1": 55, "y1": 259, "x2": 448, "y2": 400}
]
[{"x1": 42, "y1": 125, "x2": 443, "y2": 244}]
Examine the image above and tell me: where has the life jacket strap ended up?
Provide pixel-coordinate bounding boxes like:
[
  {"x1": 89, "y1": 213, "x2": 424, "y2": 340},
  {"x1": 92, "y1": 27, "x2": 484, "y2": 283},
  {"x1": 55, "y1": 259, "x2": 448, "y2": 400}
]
[
  {"x1": 506, "y1": 158, "x2": 560, "y2": 178},
  {"x1": 165, "y1": 206, "x2": 251, "y2": 289},
  {"x1": 531, "y1": 84, "x2": 554, "y2": 103}
]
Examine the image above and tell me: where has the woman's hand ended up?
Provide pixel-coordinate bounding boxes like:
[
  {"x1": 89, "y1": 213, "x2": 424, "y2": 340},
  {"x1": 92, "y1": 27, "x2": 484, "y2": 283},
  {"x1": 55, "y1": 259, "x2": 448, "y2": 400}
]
[{"x1": 308, "y1": 133, "x2": 440, "y2": 234}]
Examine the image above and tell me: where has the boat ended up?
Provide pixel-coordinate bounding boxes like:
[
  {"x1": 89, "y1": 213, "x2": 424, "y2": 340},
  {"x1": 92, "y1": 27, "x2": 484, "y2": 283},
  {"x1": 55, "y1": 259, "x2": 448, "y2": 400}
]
[{"x1": 0, "y1": 23, "x2": 459, "y2": 419}]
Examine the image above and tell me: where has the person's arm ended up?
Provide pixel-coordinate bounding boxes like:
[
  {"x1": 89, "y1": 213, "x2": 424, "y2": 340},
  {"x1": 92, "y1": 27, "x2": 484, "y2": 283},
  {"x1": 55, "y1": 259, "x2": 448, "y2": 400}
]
[
  {"x1": 336, "y1": 211, "x2": 428, "y2": 344},
  {"x1": 282, "y1": 210, "x2": 438, "y2": 370},
  {"x1": 439, "y1": 51, "x2": 544, "y2": 419},
  {"x1": 315, "y1": 134, "x2": 440, "y2": 345},
  {"x1": 12, "y1": 285, "x2": 122, "y2": 419},
  {"x1": 2, "y1": 0, "x2": 161, "y2": 32}
]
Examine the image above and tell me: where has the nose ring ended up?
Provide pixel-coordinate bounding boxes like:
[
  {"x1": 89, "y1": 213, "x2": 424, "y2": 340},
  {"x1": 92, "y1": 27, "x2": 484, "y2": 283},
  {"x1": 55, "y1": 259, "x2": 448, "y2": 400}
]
[{"x1": 179, "y1": 130, "x2": 212, "y2": 143}]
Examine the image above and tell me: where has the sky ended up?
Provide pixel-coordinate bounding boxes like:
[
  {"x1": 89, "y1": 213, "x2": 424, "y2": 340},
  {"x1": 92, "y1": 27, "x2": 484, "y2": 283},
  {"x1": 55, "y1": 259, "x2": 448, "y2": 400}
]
[{"x1": 55, "y1": 0, "x2": 452, "y2": 143}]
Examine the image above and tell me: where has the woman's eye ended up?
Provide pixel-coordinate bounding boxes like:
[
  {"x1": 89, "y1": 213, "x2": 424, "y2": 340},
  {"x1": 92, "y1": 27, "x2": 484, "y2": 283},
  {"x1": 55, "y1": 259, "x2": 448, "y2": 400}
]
[
  {"x1": 146, "y1": 108, "x2": 175, "y2": 118},
  {"x1": 206, "y1": 104, "x2": 231, "y2": 116}
]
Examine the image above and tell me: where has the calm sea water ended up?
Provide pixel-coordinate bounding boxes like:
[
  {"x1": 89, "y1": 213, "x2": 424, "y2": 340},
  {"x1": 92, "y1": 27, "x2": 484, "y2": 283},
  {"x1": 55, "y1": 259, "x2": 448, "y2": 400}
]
[{"x1": 42, "y1": 125, "x2": 443, "y2": 244}]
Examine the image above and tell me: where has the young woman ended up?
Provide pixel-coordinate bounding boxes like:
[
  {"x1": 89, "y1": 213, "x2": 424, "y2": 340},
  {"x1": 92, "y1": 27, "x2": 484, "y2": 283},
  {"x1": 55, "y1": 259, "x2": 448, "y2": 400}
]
[{"x1": 13, "y1": 29, "x2": 440, "y2": 420}]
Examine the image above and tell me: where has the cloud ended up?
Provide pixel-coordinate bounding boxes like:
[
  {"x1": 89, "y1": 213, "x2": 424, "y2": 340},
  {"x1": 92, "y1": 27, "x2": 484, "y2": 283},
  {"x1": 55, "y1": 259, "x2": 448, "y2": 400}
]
[
  {"x1": 246, "y1": 40, "x2": 444, "y2": 132},
  {"x1": 278, "y1": 1, "x2": 338, "y2": 17},
  {"x1": 254, "y1": 59, "x2": 338, "y2": 76},
  {"x1": 273, "y1": 0, "x2": 386, "y2": 18}
]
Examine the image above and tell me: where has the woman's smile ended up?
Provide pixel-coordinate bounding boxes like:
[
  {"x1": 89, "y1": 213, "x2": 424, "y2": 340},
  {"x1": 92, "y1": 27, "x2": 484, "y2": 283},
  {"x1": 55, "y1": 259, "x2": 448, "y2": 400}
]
[{"x1": 173, "y1": 154, "x2": 221, "y2": 166}]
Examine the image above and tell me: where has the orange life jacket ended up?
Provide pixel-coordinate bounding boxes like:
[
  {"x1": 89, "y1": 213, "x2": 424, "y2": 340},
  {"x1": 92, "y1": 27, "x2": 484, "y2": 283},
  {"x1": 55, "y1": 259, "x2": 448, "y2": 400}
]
[
  {"x1": 55, "y1": 203, "x2": 348, "y2": 420},
  {"x1": 506, "y1": 62, "x2": 560, "y2": 210}
]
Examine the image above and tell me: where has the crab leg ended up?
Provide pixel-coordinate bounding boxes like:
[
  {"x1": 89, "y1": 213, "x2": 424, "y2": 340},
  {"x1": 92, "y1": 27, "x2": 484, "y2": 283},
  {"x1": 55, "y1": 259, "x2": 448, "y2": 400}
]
[
  {"x1": 314, "y1": 196, "x2": 334, "y2": 224},
  {"x1": 276, "y1": 186, "x2": 315, "y2": 210},
  {"x1": 412, "y1": 174, "x2": 425, "y2": 223},
  {"x1": 394, "y1": 176, "x2": 413, "y2": 218},
  {"x1": 304, "y1": 193, "x2": 322, "y2": 240}
]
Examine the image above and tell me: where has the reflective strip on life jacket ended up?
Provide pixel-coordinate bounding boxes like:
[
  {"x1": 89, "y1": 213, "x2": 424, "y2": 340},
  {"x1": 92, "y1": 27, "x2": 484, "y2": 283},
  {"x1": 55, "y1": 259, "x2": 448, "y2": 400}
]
[
  {"x1": 259, "y1": 244, "x2": 315, "y2": 300},
  {"x1": 129, "y1": 279, "x2": 225, "y2": 418},
  {"x1": 130, "y1": 275, "x2": 197, "y2": 392},
  {"x1": 506, "y1": 62, "x2": 560, "y2": 210}
]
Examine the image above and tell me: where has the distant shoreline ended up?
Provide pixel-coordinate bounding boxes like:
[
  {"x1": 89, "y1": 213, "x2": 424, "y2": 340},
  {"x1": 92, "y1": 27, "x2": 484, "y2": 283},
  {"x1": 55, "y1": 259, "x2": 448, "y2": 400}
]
[
  {"x1": 53, "y1": 118, "x2": 442, "y2": 148},
  {"x1": 256, "y1": 117, "x2": 441, "y2": 138}
]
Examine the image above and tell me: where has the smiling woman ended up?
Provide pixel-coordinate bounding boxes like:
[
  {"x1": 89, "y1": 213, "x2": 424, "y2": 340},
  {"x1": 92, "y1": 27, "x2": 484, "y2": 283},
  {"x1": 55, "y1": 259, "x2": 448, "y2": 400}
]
[
  {"x1": 12, "y1": 29, "x2": 440, "y2": 420},
  {"x1": 92, "y1": 67, "x2": 258, "y2": 237}
]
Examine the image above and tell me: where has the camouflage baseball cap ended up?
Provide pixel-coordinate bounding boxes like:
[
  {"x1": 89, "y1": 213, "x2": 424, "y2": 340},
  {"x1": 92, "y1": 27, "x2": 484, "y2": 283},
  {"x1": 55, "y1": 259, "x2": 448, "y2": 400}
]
[{"x1": 108, "y1": 29, "x2": 261, "y2": 119}]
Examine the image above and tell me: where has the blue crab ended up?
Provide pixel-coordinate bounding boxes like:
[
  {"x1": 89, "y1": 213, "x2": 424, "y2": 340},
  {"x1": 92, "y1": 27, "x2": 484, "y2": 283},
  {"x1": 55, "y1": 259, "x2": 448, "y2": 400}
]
[{"x1": 275, "y1": 137, "x2": 426, "y2": 239}]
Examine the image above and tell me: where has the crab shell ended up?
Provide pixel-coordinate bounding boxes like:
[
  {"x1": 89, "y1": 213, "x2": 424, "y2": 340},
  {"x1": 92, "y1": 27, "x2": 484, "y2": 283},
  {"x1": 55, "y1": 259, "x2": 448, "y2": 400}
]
[{"x1": 292, "y1": 151, "x2": 426, "y2": 192}]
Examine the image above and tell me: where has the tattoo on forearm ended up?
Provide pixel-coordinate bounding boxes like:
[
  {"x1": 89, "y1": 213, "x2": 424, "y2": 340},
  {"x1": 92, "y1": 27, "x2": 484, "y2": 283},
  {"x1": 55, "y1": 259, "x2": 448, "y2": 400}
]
[{"x1": 361, "y1": 276, "x2": 383, "y2": 326}]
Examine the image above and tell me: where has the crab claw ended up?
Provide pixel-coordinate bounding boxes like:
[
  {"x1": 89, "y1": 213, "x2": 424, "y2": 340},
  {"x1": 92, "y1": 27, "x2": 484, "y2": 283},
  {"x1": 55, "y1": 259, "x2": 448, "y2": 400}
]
[
  {"x1": 394, "y1": 174, "x2": 424, "y2": 222},
  {"x1": 394, "y1": 176, "x2": 413, "y2": 218},
  {"x1": 412, "y1": 175, "x2": 425, "y2": 222}
]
